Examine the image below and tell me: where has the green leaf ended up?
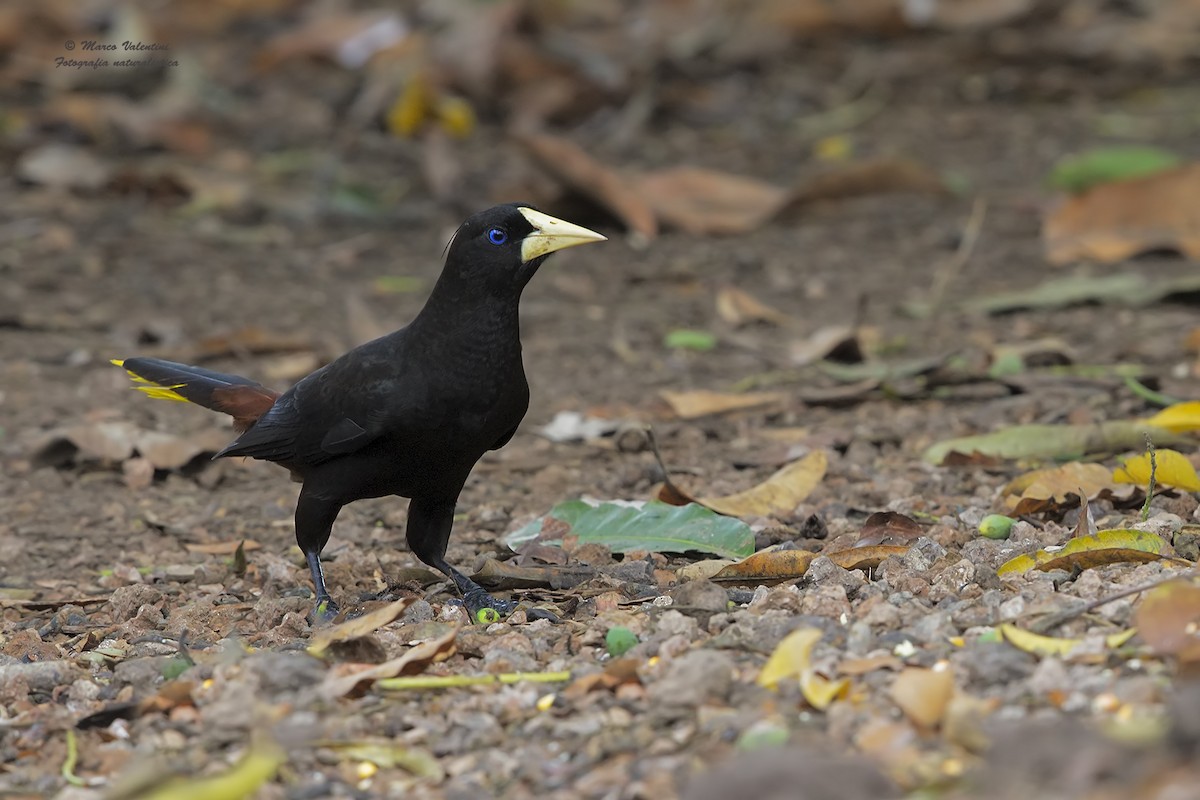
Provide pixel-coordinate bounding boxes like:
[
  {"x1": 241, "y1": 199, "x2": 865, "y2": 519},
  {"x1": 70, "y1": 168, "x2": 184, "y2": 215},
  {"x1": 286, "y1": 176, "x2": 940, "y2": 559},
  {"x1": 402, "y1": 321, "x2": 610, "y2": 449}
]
[
  {"x1": 504, "y1": 501, "x2": 754, "y2": 560},
  {"x1": 924, "y1": 421, "x2": 1180, "y2": 464},
  {"x1": 664, "y1": 329, "x2": 718, "y2": 351},
  {"x1": 1049, "y1": 146, "x2": 1180, "y2": 193},
  {"x1": 605, "y1": 626, "x2": 638, "y2": 657}
]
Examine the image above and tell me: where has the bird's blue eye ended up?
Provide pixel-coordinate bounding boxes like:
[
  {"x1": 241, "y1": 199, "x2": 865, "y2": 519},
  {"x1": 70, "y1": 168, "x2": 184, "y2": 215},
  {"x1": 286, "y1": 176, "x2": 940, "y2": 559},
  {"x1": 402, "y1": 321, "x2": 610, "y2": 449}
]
[{"x1": 487, "y1": 227, "x2": 508, "y2": 245}]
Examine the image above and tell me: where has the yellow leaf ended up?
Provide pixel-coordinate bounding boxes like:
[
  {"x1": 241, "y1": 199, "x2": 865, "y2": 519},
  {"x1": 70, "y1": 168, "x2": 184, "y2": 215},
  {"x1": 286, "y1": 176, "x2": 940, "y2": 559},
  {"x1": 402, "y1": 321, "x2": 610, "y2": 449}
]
[
  {"x1": 997, "y1": 529, "x2": 1169, "y2": 576},
  {"x1": 1114, "y1": 449, "x2": 1200, "y2": 491},
  {"x1": 999, "y1": 623, "x2": 1136, "y2": 658},
  {"x1": 435, "y1": 96, "x2": 475, "y2": 138},
  {"x1": 757, "y1": 627, "x2": 822, "y2": 689},
  {"x1": 1142, "y1": 401, "x2": 1200, "y2": 433},
  {"x1": 701, "y1": 450, "x2": 827, "y2": 518},
  {"x1": 135, "y1": 736, "x2": 285, "y2": 800},
  {"x1": 800, "y1": 672, "x2": 850, "y2": 710},
  {"x1": 387, "y1": 74, "x2": 431, "y2": 138}
]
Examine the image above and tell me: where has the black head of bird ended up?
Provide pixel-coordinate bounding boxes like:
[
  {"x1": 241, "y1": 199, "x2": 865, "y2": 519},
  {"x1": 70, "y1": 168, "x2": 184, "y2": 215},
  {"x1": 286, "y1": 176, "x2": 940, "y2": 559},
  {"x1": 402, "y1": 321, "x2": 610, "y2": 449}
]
[{"x1": 440, "y1": 203, "x2": 607, "y2": 294}]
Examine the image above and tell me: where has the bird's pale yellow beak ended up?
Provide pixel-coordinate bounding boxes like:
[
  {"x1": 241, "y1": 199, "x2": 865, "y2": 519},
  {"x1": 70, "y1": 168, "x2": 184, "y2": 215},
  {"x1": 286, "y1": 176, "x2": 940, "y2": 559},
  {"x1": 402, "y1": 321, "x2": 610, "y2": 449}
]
[{"x1": 518, "y1": 207, "x2": 606, "y2": 263}]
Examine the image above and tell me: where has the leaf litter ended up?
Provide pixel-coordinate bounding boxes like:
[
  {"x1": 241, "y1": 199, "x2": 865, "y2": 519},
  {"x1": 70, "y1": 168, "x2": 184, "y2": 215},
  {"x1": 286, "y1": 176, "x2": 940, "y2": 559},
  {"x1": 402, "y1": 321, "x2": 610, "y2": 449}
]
[{"x1": 7, "y1": 3, "x2": 1200, "y2": 799}]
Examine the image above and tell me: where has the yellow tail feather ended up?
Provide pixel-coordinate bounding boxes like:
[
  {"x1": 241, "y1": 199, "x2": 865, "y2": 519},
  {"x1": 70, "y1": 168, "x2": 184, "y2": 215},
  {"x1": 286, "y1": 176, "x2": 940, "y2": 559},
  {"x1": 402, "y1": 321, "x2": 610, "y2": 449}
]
[{"x1": 112, "y1": 359, "x2": 189, "y2": 402}]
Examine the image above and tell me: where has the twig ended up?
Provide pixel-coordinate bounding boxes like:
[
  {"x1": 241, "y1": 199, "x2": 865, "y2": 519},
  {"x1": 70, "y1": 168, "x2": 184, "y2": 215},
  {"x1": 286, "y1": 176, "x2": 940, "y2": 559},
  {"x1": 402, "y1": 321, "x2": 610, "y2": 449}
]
[
  {"x1": 1028, "y1": 568, "x2": 1198, "y2": 635},
  {"x1": 377, "y1": 671, "x2": 571, "y2": 690},
  {"x1": 1141, "y1": 434, "x2": 1157, "y2": 522},
  {"x1": 1123, "y1": 375, "x2": 1179, "y2": 408},
  {"x1": 62, "y1": 729, "x2": 85, "y2": 787},
  {"x1": 927, "y1": 196, "x2": 987, "y2": 319}
]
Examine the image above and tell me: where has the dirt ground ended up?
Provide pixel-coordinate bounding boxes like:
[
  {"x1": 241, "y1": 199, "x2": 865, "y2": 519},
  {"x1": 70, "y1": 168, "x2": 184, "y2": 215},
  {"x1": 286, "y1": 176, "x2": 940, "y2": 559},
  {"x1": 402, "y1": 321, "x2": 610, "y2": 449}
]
[{"x1": 4, "y1": 3, "x2": 1200, "y2": 799}]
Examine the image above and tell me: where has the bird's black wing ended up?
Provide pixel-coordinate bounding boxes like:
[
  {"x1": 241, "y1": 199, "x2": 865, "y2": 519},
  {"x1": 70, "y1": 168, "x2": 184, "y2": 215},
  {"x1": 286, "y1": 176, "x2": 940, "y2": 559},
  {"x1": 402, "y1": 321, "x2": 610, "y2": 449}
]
[{"x1": 215, "y1": 334, "x2": 422, "y2": 466}]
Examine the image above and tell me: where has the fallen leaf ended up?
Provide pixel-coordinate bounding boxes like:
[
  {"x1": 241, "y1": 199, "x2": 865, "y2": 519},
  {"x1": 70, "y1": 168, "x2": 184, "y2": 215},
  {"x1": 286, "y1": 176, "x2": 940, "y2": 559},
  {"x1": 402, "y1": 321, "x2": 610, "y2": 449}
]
[
  {"x1": 757, "y1": 627, "x2": 848, "y2": 711},
  {"x1": 257, "y1": 11, "x2": 409, "y2": 70},
  {"x1": 838, "y1": 654, "x2": 903, "y2": 676},
  {"x1": 504, "y1": 501, "x2": 755, "y2": 560},
  {"x1": 924, "y1": 421, "x2": 1179, "y2": 464},
  {"x1": 856, "y1": 511, "x2": 924, "y2": 546},
  {"x1": 710, "y1": 549, "x2": 817, "y2": 586},
  {"x1": 321, "y1": 623, "x2": 458, "y2": 699},
  {"x1": 1144, "y1": 401, "x2": 1200, "y2": 433},
  {"x1": 715, "y1": 286, "x2": 794, "y2": 327},
  {"x1": 889, "y1": 666, "x2": 955, "y2": 729},
  {"x1": 700, "y1": 450, "x2": 827, "y2": 518},
  {"x1": 635, "y1": 166, "x2": 788, "y2": 235},
  {"x1": 129, "y1": 736, "x2": 286, "y2": 800},
  {"x1": 961, "y1": 273, "x2": 1200, "y2": 314},
  {"x1": 828, "y1": 545, "x2": 911, "y2": 571},
  {"x1": 471, "y1": 559, "x2": 595, "y2": 590},
  {"x1": 658, "y1": 389, "x2": 788, "y2": 419},
  {"x1": 1000, "y1": 462, "x2": 1123, "y2": 516},
  {"x1": 307, "y1": 598, "x2": 415, "y2": 659},
  {"x1": 788, "y1": 325, "x2": 863, "y2": 366},
  {"x1": 318, "y1": 740, "x2": 443, "y2": 779},
  {"x1": 788, "y1": 159, "x2": 946, "y2": 208},
  {"x1": 1115, "y1": 449, "x2": 1200, "y2": 492},
  {"x1": 184, "y1": 541, "x2": 263, "y2": 556},
  {"x1": 664, "y1": 329, "x2": 718, "y2": 351},
  {"x1": 1134, "y1": 580, "x2": 1200, "y2": 661},
  {"x1": 998, "y1": 624, "x2": 1137, "y2": 658},
  {"x1": 516, "y1": 132, "x2": 657, "y2": 239},
  {"x1": 997, "y1": 529, "x2": 1173, "y2": 576},
  {"x1": 1049, "y1": 146, "x2": 1181, "y2": 194},
  {"x1": 1043, "y1": 162, "x2": 1200, "y2": 264},
  {"x1": 188, "y1": 325, "x2": 314, "y2": 362}
]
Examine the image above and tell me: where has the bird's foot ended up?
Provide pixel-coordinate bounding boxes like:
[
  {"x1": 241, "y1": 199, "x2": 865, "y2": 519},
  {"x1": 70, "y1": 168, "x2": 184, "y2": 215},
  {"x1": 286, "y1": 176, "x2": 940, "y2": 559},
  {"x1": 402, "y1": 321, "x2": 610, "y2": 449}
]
[
  {"x1": 462, "y1": 587, "x2": 516, "y2": 624},
  {"x1": 307, "y1": 596, "x2": 340, "y2": 626}
]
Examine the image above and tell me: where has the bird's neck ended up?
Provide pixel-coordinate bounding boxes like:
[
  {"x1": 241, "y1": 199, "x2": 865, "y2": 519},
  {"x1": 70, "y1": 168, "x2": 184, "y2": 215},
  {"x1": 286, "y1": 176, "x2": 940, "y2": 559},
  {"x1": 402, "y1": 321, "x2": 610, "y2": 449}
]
[{"x1": 410, "y1": 279, "x2": 524, "y2": 360}]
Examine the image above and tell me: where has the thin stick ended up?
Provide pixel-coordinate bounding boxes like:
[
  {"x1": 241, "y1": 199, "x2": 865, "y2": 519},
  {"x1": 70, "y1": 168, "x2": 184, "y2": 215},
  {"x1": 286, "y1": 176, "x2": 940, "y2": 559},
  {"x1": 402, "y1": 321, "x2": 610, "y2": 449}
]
[
  {"x1": 1140, "y1": 434, "x2": 1157, "y2": 522},
  {"x1": 1028, "y1": 568, "x2": 1198, "y2": 635},
  {"x1": 62, "y1": 729, "x2": 85, "y2": 787},
  {"x1": 927, "y1": 197, "x2": 988, "y2": 318},
  {"x1": 377, "y1": 671, "x2": 571, "y2": 690}
]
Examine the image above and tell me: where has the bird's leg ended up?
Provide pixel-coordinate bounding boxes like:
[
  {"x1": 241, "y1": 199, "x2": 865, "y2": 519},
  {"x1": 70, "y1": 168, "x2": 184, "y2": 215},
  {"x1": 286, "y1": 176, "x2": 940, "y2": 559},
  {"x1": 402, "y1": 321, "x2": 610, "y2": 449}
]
[
  {"x1": 296, "y1": 489, "x2": 345, "y2": 625},
  {"x1": 406, "y1": 496, "x2": 515, "y2": 620}
]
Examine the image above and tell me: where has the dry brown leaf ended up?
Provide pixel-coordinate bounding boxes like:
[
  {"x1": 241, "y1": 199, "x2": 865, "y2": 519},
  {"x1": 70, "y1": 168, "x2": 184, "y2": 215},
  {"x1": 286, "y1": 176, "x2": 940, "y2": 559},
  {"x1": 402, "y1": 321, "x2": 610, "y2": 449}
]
[
  {"x1": 257, "y1": 11, "x2": 409, "y2": 71},
  {"x1": 856, "y1": 511, "x2": 924, "y2": 547},
  {"x1": 710, "y1": 549, "x2": 817, "y2": 586},
  {"x1": 1134, "y1": 579, "x2": 1200, "y2": 662},
  {"x1": 1001, "y1": 462, "x2": 1121, "y2": 516},
  {"x1": 890, "y1": 666, "x2": 955, "y2": 729},
  {"x1": 516, "y1": 132, "x2": 657, "y2": 239},
  {"x1": 715, "y1": 286, "x2": 794, "y2": 327},
  {"x1": 188, "y1": 325, "x2": 314, "y2": 362},
  {"x1": 658, "y1": 389, "x2": 788, "y2": 419},
  {"x1": 828, "y1": 545, "x2": 910, "y2": 571},
  {"x1": 321, "y1": 623, "x2": 458, "y2": 699},
  {"x1": 184, "y1": 540, "x2": 262, "y2": 555},
  {"x1": 1043, "y1": 163, "x2": 1200, "y2": 264},
  {"x1": 307, "y1": 598, "x2": 415, "y2": 659},
  {"x1": 788, "y1": 325, "x2": 863, "y2": 367},
  {"x1": 701, "y1": 451, "x2": 827, "y2": 518},
  {"x1": 838, "y1": 654, "x2": 903, "y2": 676},
  {"x1": 635, "y1": 167, "x2": 788, "y2": 235},
  {"x1": 789, "y1": 159, "x2": 947, "y2": 208}
]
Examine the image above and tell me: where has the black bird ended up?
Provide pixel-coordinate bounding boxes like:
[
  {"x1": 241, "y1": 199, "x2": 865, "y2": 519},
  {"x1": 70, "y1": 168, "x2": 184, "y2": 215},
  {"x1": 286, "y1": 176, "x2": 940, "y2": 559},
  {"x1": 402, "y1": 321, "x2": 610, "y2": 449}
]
[{"x1": 113, "y1": 204, "x2": 606, "y2": 622}]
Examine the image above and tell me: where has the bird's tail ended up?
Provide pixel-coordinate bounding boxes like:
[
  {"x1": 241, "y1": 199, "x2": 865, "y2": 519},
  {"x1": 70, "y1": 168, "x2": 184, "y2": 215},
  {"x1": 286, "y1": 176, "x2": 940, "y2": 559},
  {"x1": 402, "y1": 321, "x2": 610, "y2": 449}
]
[{"x1": 111, "y1": 357, "x2": 280, "y2": 432}]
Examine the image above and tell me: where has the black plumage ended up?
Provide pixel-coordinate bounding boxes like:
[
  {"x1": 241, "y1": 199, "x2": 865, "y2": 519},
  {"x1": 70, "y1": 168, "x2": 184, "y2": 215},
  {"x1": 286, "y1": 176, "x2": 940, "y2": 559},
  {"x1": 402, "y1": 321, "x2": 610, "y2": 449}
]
[{"x1": 114, "y1": 204, "x2": 606, "y2": 622}]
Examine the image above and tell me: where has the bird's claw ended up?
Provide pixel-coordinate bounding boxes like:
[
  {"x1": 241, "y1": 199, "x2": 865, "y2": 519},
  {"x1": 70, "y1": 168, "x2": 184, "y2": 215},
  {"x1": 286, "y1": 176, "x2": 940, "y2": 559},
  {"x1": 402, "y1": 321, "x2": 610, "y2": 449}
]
[{"x1": 307, "y1": 597, "x2": 340, "y2": 626}]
